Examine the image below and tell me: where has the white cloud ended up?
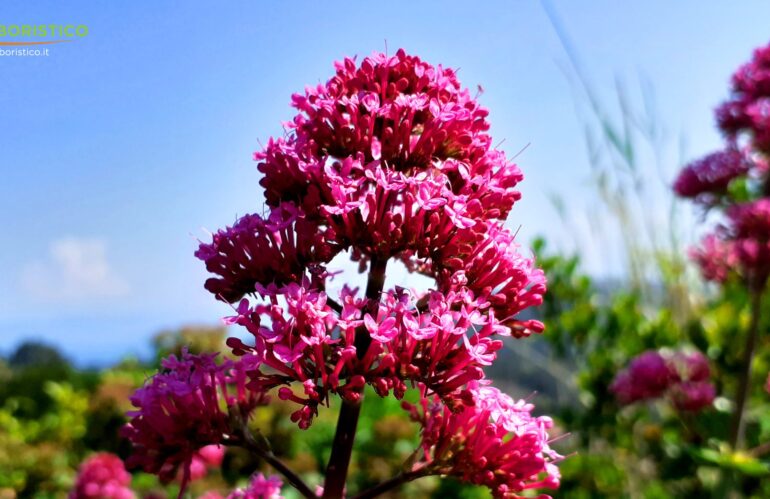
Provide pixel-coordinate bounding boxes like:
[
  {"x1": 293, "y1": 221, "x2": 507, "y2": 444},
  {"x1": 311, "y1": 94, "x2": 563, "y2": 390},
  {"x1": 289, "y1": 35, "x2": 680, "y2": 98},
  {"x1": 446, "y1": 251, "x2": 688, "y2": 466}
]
[{"x1": 20, "y1": 237, "x2": 129, "y2": 302}]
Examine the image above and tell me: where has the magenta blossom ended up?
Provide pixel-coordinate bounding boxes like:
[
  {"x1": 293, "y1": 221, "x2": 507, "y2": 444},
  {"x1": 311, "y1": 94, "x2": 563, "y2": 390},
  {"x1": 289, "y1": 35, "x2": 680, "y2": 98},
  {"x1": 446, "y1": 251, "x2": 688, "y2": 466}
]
[
  {"x1": 69, "y1": 453, "x2": 135, "y2": 499},
  {"x1": 186, "y1": 445, "x2": 226, "y2": 482},
  {"x1": 669, "y1": 382, "x2": 716, "y2": 412},
  {"x1": 717, "y1": 41, "x2": 770, "y2": 155},
  {"x1": 226, "y1": 474, "x2": 284, "y2": 499},
  {"x1": 611, "y1": 349, "x2": 715, "y2": 412},
  {"x1": 185, "y1": 49, "x2": 560, "y2": 497},
  {"x1": 610, "y1": 351, "x2": 676, "y2": 404},
  {"x1": 122, "y1": 351, "x2": 266, "y2": 495},
  {"x1": 690, "y1": 199, "x2": 770, "y2": 288},
  {"x1": 689, "y1": 233, "x2": 736, "y2": 283},
  {"x1": 403, "y1": 382, "x2": 561, "y2": 498},
  {"x1": 673, "y1": 149, "x2": 750, "y2": 203}
]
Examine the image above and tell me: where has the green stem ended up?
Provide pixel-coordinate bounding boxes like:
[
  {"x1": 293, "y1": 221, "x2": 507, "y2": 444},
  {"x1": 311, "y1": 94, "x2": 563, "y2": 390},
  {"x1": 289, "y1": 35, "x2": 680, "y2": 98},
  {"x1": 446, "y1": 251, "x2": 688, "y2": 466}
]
[
  {"x1": 729, "y1": 287, "x2": 764, "y2": 449},
  {"x1": 322, "y1": 257, "x2": 387, "y2": 498}
]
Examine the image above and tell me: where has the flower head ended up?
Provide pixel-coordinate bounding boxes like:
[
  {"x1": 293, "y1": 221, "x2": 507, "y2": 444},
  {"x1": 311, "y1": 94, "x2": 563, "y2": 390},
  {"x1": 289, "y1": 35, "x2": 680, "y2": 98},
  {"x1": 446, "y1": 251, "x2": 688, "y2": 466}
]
[
  {"x1": 717, "y1": 41, "x2": 770, "y2": 155},
  {"x1": 610, "y1": 351, "x2": 675, "y2": 404},
  {"x1": 611, "y1": 349, "x2": 715, "y2": 412},
  {"x1": 122, "y1": 351, "x2": 266, "y2": 493},
  {"x1": 673, "y1": 149, "x2": 749, "y2": 203},
  {"x1": 403, "y1": 382, "x2": 561, "y2": 499},
  {"x1": 690, "y1": 199, "x2": 770, "y2": 287},
  {"x1": 226, "y1": 474, "x2": 284, "y2": 499},
  {"x1": 669, "y1": 382, "x2": 716, "y2": 412},
  {"x1": 69, "y1": 453, "x2": 135, "y2": 499},
  {"x1": 191, "y1": 49, "x2": 559, "y2": 493}
]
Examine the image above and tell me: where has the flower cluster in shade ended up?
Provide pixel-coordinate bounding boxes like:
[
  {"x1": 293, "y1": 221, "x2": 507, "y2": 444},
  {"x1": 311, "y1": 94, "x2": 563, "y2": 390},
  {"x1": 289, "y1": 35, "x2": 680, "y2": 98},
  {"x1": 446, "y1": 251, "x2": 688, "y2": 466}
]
[
  {"x1": 121, "y1": 350, "x2": 266, "y2": 493},
  {"x1": 403, "y1": 382, "x2": 561, "y2": 499},
  {"x1": 610, "y1": 350, "x2": 716, "y2": 412},
  {"x1": 674, "y1": 41, "x2": 770, "y2": 290},
  {"x1": 69, "y1": 453, "x2": 135, "y2": 499},
  {"x1": 118, "y1": 48, "x2": 562, "y2": 497}
]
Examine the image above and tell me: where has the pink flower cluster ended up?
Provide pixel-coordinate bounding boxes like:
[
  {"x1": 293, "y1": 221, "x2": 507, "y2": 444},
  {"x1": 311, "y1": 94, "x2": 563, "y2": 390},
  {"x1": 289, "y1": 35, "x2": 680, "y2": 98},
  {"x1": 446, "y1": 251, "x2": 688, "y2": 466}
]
[
  {"x1": 122, "y1": 350, "x2": 265, "y2": 489},
  {"x1": 610, "y1": 350, "x2": 716, "y2": 412},
  {"x1": 675, "y1": 41, "x2": 770, "y2": 290},
  {"x1": 69, "y1": 453, "x2": 135, "y2": 499},
  {"x1": 226, "y1": 474, "x2": 284, "y2": 499},
  {"x1": 195, "y1": 49, "x2": 547, "y2": 432},
  {"x1": 673, "y1": 148, "x2": 750, "y2": 203},
  {"x1": 690, "y1": 199, "x2": 770, "y2": 288},
  {"x1": 716, "y1": 42, "x2": 770, "y2": 155},
  {"x1": 403, "y1": 382, "x2": 561, "y2": 499},
  {"x1": 187, "y1": 445, "x2": 226, "y2": 482},
  {"x1": 224, "y1": 279, "x2": 542, "y2": 428},
  {"x1": 176, "y1": 49, "x2": 558, "y2": 497}
]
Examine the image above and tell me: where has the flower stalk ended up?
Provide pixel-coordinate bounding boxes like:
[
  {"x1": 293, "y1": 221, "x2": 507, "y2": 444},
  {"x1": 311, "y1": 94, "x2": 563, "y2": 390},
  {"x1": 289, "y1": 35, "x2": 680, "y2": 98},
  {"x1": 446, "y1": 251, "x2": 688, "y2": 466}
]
[
  {"x1": 729, "y1": 286, "x2": 764, "y2": 449},
  {"x1": 323, "y1": 257, "x2": 387, "y2": 499}
]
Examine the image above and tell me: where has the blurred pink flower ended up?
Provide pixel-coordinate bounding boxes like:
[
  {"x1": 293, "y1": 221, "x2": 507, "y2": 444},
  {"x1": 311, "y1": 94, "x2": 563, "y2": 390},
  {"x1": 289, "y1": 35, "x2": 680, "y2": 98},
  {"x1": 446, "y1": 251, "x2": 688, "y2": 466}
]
[
  {"x1": 611, "y1": 349, "x2": 716, "y2": 413},
  {"x1": 673, "y1": 149, "x2": 749, "y2": 202},
  {"x1": 70, "y1": 453, "x2": 135, "y2": 499},
  {"x1": 717, "y1": 41, "x2": 770, "y2": 155},
  {"x1": 669, "y1": 382, "x2": 716, "y2": 412},
  {"x1": 610, "y1": 351, "x2": 676, "y2": 404},
  {"x1": 226, "y1": 474, "x2": 284, "y2": 499},
  {"x1": 185, "y1": 445, "x2": 226, "y2": 482}
]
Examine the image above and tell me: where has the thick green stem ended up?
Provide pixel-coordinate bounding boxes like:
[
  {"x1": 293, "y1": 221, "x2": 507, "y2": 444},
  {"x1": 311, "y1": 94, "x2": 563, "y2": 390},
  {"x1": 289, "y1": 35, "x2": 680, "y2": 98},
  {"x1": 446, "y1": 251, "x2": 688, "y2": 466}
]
[
  {"x1": 322, "y1": 257, "x2": 387, "y2": 498},
  {"x1": 729, "y1": 287, "x2": 764, "y2": 449}
]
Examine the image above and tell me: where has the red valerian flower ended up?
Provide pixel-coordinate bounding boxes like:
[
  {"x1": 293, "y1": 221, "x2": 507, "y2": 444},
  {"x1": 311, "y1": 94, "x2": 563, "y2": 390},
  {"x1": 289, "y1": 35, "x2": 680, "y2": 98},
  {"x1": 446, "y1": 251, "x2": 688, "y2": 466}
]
[
  {"x1": 69, "y1": 453, "x2": 135, "y2": 499},
  {"x1": 186, "y1": 445, "x2": 226, "y2": 482},
  {"x1": 187, "y1": 49, "x2": 560, "y2": 496},
  {"x1": 195, "y1": 203, "x2": 339, "y2": 302},
  {"x1": 226, "y1": 473, "x2": 284, "y2": 499},
  {"x1": 689, "y1": 233, "x2": 736, "y2": 283},
  {"x1": 403, "y1": 382, "x2": 562, "y2": 499},
  {"x1": 122, "y1": 351, "x2": 266, "y2": 494},
  {"x1": 690, "y1": 199, "x2": 770, "y2": 288},
  {"x1": 717, "y1": 41, "x2": 770, "y2": 155},
  {"x1": 611, "y1": 349, "x2": 716, "y2": 412},
  {"x1": 609, "y1": 351, "x2": 676, "y2": 404},
  {"x1": 669, "y1": 382, "x2": 716, "y2": 412},
  {"x1": 673, "y1": 149, "x2": 750, "y2": 203}
]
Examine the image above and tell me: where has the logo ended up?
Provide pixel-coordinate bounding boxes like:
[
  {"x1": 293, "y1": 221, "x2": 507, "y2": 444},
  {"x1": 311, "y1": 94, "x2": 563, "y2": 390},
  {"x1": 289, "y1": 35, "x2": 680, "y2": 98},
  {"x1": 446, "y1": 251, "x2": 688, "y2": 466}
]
[
  {"x1": 0, "y1": 24, "x2": 87, "y2": 57},
  {"x1": 0, "y1": 24, "x2": 88, "y2": 46}
]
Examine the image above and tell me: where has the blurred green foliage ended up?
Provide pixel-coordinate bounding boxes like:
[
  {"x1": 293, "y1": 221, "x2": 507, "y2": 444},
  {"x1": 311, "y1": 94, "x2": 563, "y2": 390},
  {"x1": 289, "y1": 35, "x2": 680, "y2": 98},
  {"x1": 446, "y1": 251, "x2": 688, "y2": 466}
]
[
  {"x1": 4, "y1": 238, "x2": 770, "y2": 499},
  {"x1": 0, "y1": 330, "x2": 486, "y2": 498},
  {"x1": 535, "y1": 239, "x2": 770, "y2": 498}
]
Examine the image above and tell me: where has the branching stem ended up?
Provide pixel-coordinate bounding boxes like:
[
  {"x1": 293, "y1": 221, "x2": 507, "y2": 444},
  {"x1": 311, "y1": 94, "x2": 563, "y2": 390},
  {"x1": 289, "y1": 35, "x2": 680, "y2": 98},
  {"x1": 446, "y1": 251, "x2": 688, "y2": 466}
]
[{"x1": 322, "y1": 257, "x2": 388, "y2": 498}]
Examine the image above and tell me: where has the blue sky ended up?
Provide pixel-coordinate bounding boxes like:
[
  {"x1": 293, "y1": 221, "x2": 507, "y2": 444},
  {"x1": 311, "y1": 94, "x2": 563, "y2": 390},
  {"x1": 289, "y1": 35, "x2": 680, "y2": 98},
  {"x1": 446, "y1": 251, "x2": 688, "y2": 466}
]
[{"x1": 1, "y1": 1, "x2": 769, "y2": 365}]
